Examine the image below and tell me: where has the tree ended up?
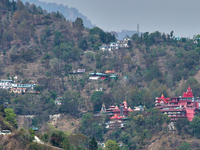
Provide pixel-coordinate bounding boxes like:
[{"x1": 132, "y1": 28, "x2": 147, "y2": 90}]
[
  {"x1": 146, "y1": 61, "x2": 162, "y2": 81},
  {"x1": 71, "y1": 47, "x2": 82, "y2": 61},
  {"x1": 89, "y1": 27, "x2": 103, "y2": 35},
  {"x1": 127, "y1": 40, "x2": 132, "y2": 48},
  {"x1": 143, "y1": 32, "x2": 149, "y2": 44},
  {"x1": 0, "y1": 89, "x2": 10, "y2": 105},
  {"x1": 89, "y1": 137, "x2": 98, "y2": 150},
  {"x1": 54, "y1": 30, "x2": 63, "y2": 46},
  {"x1": 80, "y1": 113, "x2": 93, "y2": 130},
  {"x1": 59, "y1": 91, "x2": 80, "y2": 116},
  {"x1": 50, "y1": 130, "x2": 70, "y2": 149},
  {"x1": 131, "y1": 33, "x2": 138, "y2": 40},
  {"x1": 189, "y1": 114, "x2": 200, "y2": 138},
  {"x1": 79, "y1": 113, "x2": 103, "y2": 141},
  {"x1": 78, "y1": 38, "x2": 88, "y2": 51},
  {"x1": 89, "y1": 35, "x2": 97, "y2": 44},
  {"x1": 178, "y1": 77, "x2": 199, "y2": 97},
  {"x1": 175, "y1": 118, "x2": 189, "y2": 135},
  {"x1": 68, "y1": 134, "x2": 87, "y2": 149},
  {"x1": 29, "y1": 128, "x2": 35, "y2": 142},
  {"x1": 134, "y1": 115, "x2": 145, "y2": 126},
  {"x1": 177, "y1": 142, "x2": 191, "y2": 150},
  {"x1": 105, "y1": 140, "x2": 120, "y2": 150},
  {"x1": 34, "y1": 85, "x2": 43, "y2": 92},
  {"x1": 4, "y1": 108, "x2": 18, "y2": 128},
  {"x1": 49, "y1": 91, "x2": 57, "y2": 99},
  {"x1": 0, "y1": 104, "x2": 5, "y2": 117},
  {"x1": 170, "y1": 31, "x2": 174, "y2": 38},
  {"x1": 63, "y1": 64, "x2": 72, "y2": 75},
  {"x1": 91, "y1": 91, "x2": 104, "y2": 112},
  {"x1": 145, "y1": 108, "x2": 170, "y2": 132},
  {"x1": 74, "y1": 17, "x2": 84, "y2": 29},
  {"x1": 13, "y1": 11, "x2": 20, "y2": 24}
]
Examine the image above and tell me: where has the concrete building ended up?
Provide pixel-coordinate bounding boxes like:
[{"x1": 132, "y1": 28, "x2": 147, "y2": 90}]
[{"x1": 155, "y1": 87, "x2": 200, "y2": 121}]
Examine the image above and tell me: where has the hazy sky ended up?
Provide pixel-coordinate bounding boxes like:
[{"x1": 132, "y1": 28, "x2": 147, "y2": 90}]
[{"x1": 39, "y1": 0, "x2": 200, "y2": 38}]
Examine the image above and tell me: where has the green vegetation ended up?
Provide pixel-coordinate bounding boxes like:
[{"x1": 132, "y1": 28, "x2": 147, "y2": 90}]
[
  {"x1": 1, "y1": 0, "x2": 200, "y2": 149},
  {"x1": 105, "y1": 140, "x2": 120, "y2": 150}
]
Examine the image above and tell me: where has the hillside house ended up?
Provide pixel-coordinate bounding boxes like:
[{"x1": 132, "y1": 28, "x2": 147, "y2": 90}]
[
  {"x1": 55, "y1": 100, "x2": 61, "y2": 105},
  {"x1": 105, "y1": 70, "x2": 115, "y2": 74},
  {"x1": 0, "y1": 79, "x2": 13, "y2": 89},
  {"x1": 173, "y1": 36, "x2": 180, "y2": 40},
  {"x1": 99, "y1": 39, "x2": 132, "y2": 51},
  {"x1": 89, "y1": 72, "x2": 118, "y2": 80},
  {"x1": 77, "y1": 69, "x2": 86, "y2": 73},
  {"x1": 110, "y1": 42, "x2": 119, "y2": 50},
  {"x1": 10, "y1": 84, "x2": 35, "y2": 94},
  {"x1": 155, "y1": 87, "x2": 200, "y2": 121},
  {"x1": 117, "y1": 38, "x2": 132, "y2": 48},
  {"x1": 99, "y1": 45, "x2": 111, "y2": 51}
]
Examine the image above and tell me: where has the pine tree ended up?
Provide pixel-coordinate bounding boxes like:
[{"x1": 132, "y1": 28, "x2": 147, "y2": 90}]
[{"x1": 89, "y1": 137, "x2": 98, "y2": 150}]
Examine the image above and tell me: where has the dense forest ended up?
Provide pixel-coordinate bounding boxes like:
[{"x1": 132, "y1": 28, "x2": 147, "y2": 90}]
[{"x1": 1, "y1": 0, "x2": 200, "y2": 149}]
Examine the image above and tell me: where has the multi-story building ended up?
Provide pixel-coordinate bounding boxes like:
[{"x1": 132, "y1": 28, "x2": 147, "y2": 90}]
[
  {"x1": 0, "y1": 79, "x2": 13, "y2": 90},
  {"x1": 100, "y1": 101, "x2": 133, "y2": 129},
  {"x1": 155, "y1": 87, "x2": 200, "y2": 121},
  {"x1": 10, "y1": 84, "x2": 35, "y2": 94}
]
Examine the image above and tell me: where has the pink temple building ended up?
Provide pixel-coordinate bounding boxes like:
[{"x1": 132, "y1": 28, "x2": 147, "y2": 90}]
[
  {"x1": 101, "y1": 101, "x2": 133, "y2": 119},
  {"x1": 100, "y1": 101, "x2": 133, "y2": 129},
  {"x1": 155, "y1": 87, "x2": 200, "y2": 121}
]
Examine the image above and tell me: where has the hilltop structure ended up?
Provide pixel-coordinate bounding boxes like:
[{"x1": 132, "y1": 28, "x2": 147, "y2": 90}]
[
  {"x1": 155, "y1": 87, "x2": 200, "y2": 121},
  {"x1": 99, "y1": 38, "x2": 132, "y2": 51}
]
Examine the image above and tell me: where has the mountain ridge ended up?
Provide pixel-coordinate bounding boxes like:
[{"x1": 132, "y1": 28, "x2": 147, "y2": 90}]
[
  {"x1": 21, "y1": 0, "x2": 141, "y2": 40},
  {"x1": 21, "y1": 0, "x2": 95, "y2": 28}
]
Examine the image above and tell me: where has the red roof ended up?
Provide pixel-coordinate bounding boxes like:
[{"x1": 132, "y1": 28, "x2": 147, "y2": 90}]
[
  {"x1": 157, "y1": 94, "x2": 170, "y2": 104},
  {"x1": 110, "y1": 114, "x2": 125, "y2": 120},
  {"x1": 183, "y1": 87, "x2": 193, "y2": 98}
]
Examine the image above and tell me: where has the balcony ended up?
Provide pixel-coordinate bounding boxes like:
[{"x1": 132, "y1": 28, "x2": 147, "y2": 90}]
[{"x1": 168, "y1": 114, "x2": 185, "y2": 118}]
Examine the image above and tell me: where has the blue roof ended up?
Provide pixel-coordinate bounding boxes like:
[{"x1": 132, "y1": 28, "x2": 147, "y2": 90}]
[
  {"x1": 13, "y1": 84, "x2": 35, "y2": 88},
  {"x1": 173, "y1": 36, "x2": 180, "y2": 40},
  {"x1": 31, "y1": 127, "x2": 39, "y2": 130},
  {"x1": 1, "y1": 79, "x2": 13, "y2": 82}
]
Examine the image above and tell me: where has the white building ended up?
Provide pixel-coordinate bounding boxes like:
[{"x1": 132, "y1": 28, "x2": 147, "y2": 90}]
[
  {"x1": 99, "y1": 45, "x2": 111, "y2": 51},
  {"x1": 0, "y1": 79, "x2": 13, "y2": 90},
  {"x1": 117, "y1": 38, "x2": 132, "y2": 48}
]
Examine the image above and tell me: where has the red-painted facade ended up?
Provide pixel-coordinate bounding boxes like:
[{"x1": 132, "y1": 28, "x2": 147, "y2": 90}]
[
  {"x1": 100, "y1": 101, "x2": 133, "y2": 120},
  {"x1": 155, "y1": 87, "x2": 200, "y2": 121}
]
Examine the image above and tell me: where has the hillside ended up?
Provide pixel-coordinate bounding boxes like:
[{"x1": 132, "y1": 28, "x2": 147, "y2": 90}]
[{"x1": 1, "y1": 0, "x2": 200, "y2": 149}]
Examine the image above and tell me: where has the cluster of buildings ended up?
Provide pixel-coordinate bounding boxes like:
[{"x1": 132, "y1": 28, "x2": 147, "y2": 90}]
[
  {"x1": 98, "y1": 101, "x2": 134, "y2": 129},
  {"x1": 99, "y1": 38, "x2": 132, "y2": 51},
  {"x1": 155, "y1": 87, "x2": 200, "y2": 121},
  {"x1": 70, "y1": 69, "x2": 86, "y2": 74},
  {"x1": 89, "y1": 70, "x2": 118, "y2": 81},
  {"x1": 95, "y1": 87, "x2": 199, "y2": 130},
  {"x1": 0, "y1": 79, "x2": 36, "y2": 94}
]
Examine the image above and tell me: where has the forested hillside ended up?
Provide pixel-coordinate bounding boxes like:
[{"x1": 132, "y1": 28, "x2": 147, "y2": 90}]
[{"x1": 1, "y1": 0, "x2": 200, "y2": 149}]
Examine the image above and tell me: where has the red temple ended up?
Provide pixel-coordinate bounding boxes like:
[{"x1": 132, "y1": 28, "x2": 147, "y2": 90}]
[
  {"x1": 100, "y1": 101, "x2": 133, "y2": 129},
  {"x1": 100, "y1": 101, "x2": 133, "y2": 120},
  {"x1": 155, "y1": 87, "x2": 200, "y2": 121}
]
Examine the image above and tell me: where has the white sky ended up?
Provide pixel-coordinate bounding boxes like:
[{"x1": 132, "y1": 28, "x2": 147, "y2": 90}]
[{"x1": 39, "y1": 0, "x2": 200, "y2": 38}]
